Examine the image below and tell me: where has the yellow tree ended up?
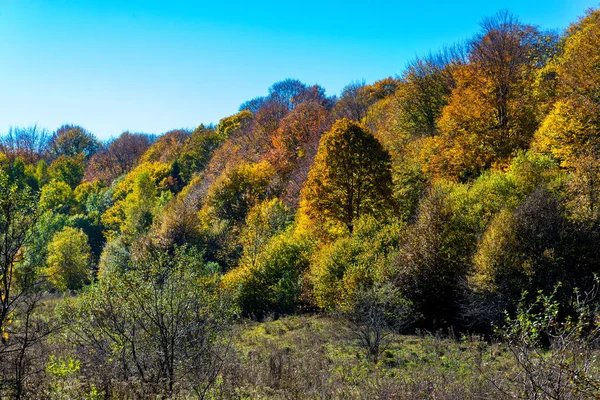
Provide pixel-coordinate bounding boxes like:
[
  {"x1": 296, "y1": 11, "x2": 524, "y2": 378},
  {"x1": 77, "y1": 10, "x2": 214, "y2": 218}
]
[
  {"x1": 422, "y1": 11, "x2": 551, "y2": 180},
  {"x1": 301, "y1": 118, "x2": 394, "y2": 234},
  {"x1": 533, "y1": 9, "x2": 600, "y2": 169},
  {"x1": 46, "y1": 227, "x2": 91, "y2": 292}
]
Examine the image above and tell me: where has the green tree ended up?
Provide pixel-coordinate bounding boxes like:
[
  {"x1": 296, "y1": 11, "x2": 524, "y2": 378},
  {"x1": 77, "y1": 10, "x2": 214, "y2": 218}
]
[
  {"x1": 393, "y1": 184, "x2": 470, "y2": 328},
  {"x1": 46, "y1": 227, "x2": 92, "y2": 292},
  {"x1": 301, "y1": 118, "x2": 394, "y2": 233},
  {"x1": 177, "y1": 125, "x2": 226, "y2": 183},
  {"x1": 224, "y1": 230, "x2": 313, "y2": 318},
  {"x1": 240, "y1": 198, "x2": 291, "y2": 268},
  {"x1": 49, "y1": 154, "x2": 86, "y2": 188},
  {"x1": 0, "y1": 173, "x2": 38, "y2": 338},
  {"x1": 39, "y1": 180, "x2": 75, "y2": 214}
]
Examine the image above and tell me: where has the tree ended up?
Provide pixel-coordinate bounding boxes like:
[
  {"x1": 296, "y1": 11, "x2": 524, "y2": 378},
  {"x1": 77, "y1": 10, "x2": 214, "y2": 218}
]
[
  {"x1": 333, "y1": 81, "x2": 374, "y2": 122},
  {"x1": 204, "y1": 161, "x2": 275, "y2": 225},
  {"x1": 468, "y1": 187, "x2": 566, "y2": 324},
  {"x1": 48, "y1": 125, "x2": 100, "y2": 160},
  {"x1": 269, "y1": 100, "x2": 333, "y2": 206},
  {"x1": 240, "y1": 198, "x2": 291, "y2": 268},
  {"x1": 39, "y1": 180, "x2": 75, "y2": 214},
  {"x1": 311, "y1": 215, "x2": 403, "y2": 311},
  {"x1": 0, "y1": 174, "x2": 53, "y2": 400},
  {"x1": 0, "y1": 126, "x2": 49, "y2": 164},
  {"x1": 177, "y1": 125, "x2": 225, "y2": 183},
  {"x1": 45, "y1": 227, "x2": 92, "y2": 292},
  {"x1": 393, "y1": 185, "x2": 470, "y2": 328},
  {"x1": 48, "y1": 154, "x2": 86, "y2": 188},
  {"x1": 339, "y1": 283, "x2": 413, "y2": 363},
  {"x1": 223, "y1": 230, "x2": 313, "y2": 318},
  {"x1": 532, "y1": 9, "x2": 600, "y2": 169},
  {"x1": 268, "y1": 78, "x2": 308, "y2": 111},
  {"x1": 422, "y1": 11, "x2": 554, "y2": 180},
  {"x1": 0, "y1": 173, "x2": 38, "y2": 338},
  {"x1": 140, "y1": 129, "x2": 189, "y2": 164},
  {"x1": 85, "y1": 132, "x2": 151, "y2": 184},
  {"x1": 301, "y1": 118, "x2": 394, "y2": 233},
  {"x1": 399, "y1": 49, "x2": 462, "y2": 137},
  {"x1": 59, "y1": 246, "x2": 237, "y2": 397}
]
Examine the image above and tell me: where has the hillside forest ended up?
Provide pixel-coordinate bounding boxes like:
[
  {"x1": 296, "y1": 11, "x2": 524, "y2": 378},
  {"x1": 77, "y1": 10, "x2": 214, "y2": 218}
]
[{"x1": 2, "y1": 8, "x2": 600, "y2": 399}]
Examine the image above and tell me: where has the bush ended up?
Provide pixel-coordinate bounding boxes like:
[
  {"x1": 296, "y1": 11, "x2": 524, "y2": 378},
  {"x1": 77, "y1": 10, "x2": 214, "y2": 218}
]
[{"x1": 224, "y1": 229, "x2": 314, "y2": 318}]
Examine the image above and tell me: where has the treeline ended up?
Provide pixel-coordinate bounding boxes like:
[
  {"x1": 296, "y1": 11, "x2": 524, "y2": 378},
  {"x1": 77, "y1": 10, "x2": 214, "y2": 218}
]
[{"x1": 1, "y1": 8, "x2": 600, "y2": 398}]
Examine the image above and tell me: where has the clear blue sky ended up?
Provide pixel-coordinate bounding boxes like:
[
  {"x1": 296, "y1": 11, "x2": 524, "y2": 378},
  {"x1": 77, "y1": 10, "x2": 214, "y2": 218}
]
[{"x1": 0, "y1": 0, "x2": 597, "y2": 139}]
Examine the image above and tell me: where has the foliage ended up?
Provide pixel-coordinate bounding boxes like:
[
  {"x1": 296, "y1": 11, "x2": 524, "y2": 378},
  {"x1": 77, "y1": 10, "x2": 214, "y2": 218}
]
[
  {"x1": 48, "y1": 125, "x2": 100, "y2": 160},
  {"x1": 301, "y1": 118, "x2": 394, "y2": 234},
  {"x1": 48, "y1": 154, "x2": 86, "y2": 188},
  {"x1": 493, "y1": 283, "x2": 600, "y2": 398},
  {"x1": 85, "y1": 131, "x2": 151, "y2": 184},
  {"x1": 39, "y1": 180, "x2": 75, "y2": 214},
  {"x1": 204, "y1": 161, "x2": 275, "y2": 225},
  {"x1": 311, "y1": 215, "x2": 402, "y2": 311},
  {"x1": 45, "y1": 226, "x2": 91, "y2": 292},
  {"x1": 223, "y1": 230, "x2": 314, "y2": 318},
  {"x1": 58, "y1": 246, "x2": 237, "y2": 397}
]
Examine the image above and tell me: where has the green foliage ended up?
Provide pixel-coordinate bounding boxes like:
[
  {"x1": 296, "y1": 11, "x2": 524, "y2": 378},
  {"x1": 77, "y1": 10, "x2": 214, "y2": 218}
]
[
  {"x1": 224, "y1": 230, "x2": 314, "y2": 318},
  {"x1": 35, "y1": 159, "x2": 49, "y2": 186},
  {"x1": 177, "y1": 125, "x2": 226, "y2": 183},
  {"x1": 46, "y1": 226, "x2": 92, "y2": 292},
  {"x1": 49, "y1": 154, "x2": 86, "y2": 188},
  {"x1": 311, "y1": 215, "x2": 403, "y2": 311},
  {"x1": 101, "y1": 162, "x2": 169, "y2": 238},
  {"x1": 494, "y1": 283, "x2": 600, "y2": 397},
  {"x1": 240, "y1": 198, "x2": 291, "y2": 267},
  {"x1": 205, "y1": 161, "x2": 275, "y2": 225},
  {"x1": 39, "y1": 180, "x2": 75, "y2": 214}
]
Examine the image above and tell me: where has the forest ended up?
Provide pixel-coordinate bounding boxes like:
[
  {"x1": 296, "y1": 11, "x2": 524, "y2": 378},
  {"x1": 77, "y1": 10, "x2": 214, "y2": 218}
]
[{"x1": 2, "y1": 7, "x2": 600, "y2": 399}]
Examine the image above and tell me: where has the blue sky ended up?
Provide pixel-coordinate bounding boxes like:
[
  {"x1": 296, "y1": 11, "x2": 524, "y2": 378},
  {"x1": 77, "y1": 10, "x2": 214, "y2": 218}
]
[{"x1": 0, "y1": 0, "x2": 597, "y2": 139}]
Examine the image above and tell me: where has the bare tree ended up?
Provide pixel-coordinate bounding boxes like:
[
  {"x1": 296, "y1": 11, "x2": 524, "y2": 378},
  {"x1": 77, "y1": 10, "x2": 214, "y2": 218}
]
[
  {"x1": 0, "y1": 126, "x2": 50, "y2": 164},
  {"x1": 340, "y1": 283, "x2": 414, "y2": 363}
]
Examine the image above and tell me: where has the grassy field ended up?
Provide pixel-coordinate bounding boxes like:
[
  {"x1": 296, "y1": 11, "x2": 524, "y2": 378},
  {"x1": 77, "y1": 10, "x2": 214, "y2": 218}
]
[{"x1": 212, "y1": 315, "x2": 513, "y2": 399}]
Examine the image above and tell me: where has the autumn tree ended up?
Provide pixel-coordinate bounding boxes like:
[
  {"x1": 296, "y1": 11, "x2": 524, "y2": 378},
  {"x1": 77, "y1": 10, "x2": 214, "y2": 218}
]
[
  {"x1": 333, "y1": 81, "x2": 373, "y2": 122},
  {"x1": 140, "y1": 129, "x2": 189, "y2": 164},
  {"x1": 0, "y1": 126, "x2": 49, "y2": 164},
  {"x1": 48, "y1": 125, "x2": 100, "y2": 160},
  {"x1": 46, "y1": 227, "x2": 92, "y2": 292},
  {"x1": 269, "y1": 100, "x2": 333, "y2": 206},
  {"x1": 533, "y1": 8, "x2": 600, "y2": 169},
  {"x1": 204, "y1": 161, "x2": 275, "y2": 225},
  {"x1": 401, "y1": 49, "x2": 462, "y2": 138},
  {"x1": 301, "y1": 118, "x2": 394, "y2": 233},
  {"x1": 177, "y1": 125, "x2": 225, "y2": 183},
  {"x1": 423, "y1": 11, "x2": 555, "y2": 180},
  {"x1": 85, "y1": 132, "x2": 151, "y2": 184}
]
